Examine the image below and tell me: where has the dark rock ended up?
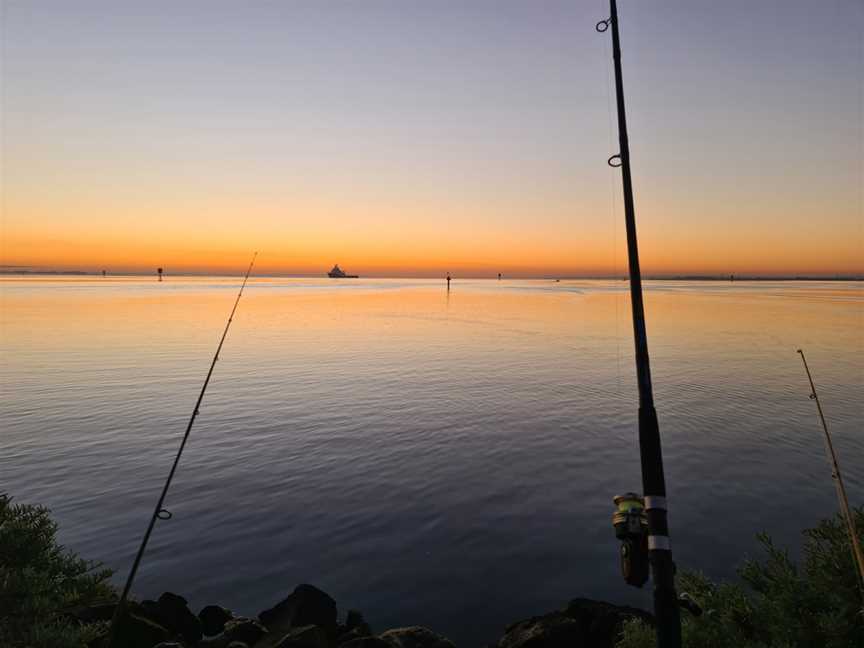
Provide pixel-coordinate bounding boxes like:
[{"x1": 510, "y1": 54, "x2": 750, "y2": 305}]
[
  {"x1": 158, "y1": 591, "x2": 189, "y2": 609},
  {"x1": 273, "y1": 624, "x2": 331, "y2": 648},
  {"x1": 498, "y1": 613, "x2": 581, "y2": 648},
  {"x1": 198, "y1": 635, "x2": 231, "y2": 648},
  {"x1": 201, "y1": 605, "x2": 235, "y2": 636},
  {"x1": 338, "y1": 610, "x2": 372, "y2": 645},
  {"x1": 225, "y1": 617, "x2": 269, "y2": 646},
  {"x1": 338, "y1": 627, "x2": 372, "y2": 645},
  {"x1": 140, "y1": 599, "x2": 163, "y2": 622},
  {"x1": 119, "y1": 597, "x2": 200, "y2": 643},
  {"x1": 379, "y1": 627, "x2": 455, "y2": 648},
  {"x1": 344, "y1": 610, "x2": 372, "y2": 636},
  {"x1": 340, "y1": 638, "x2": 391, "y2": 648},
  {"x1": 109, "y1": 612, "x2": 171, "y2": 648},
  {"x1": 153, "y1": 643, "x2": 185, "y2": 648},
  {"x1": 228, "y1": 643, "x2": 251, "y2": 648},
  {"x1": 62, "y1": 600, "x2": 117, "y2": 625},
  {"x1": 498, "y1": 599, "x2": 653, "y2": 648},
  {"x1": 157, "y1": 591, "x2": 204, "y2": 644},
  {"x1": 564, "y1": 598, "x2": 653, "y2": 646},
  {"x1": 259, "y1": 584, "x2": 338, "y2": 633}
]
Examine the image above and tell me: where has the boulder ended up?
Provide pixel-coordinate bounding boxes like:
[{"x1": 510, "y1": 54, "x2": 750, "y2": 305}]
[
  {"x1": 107, "y1": 612, "x2": 171, "y2": 648},
  {"x1": 198, "y1": 635, "x2": 231, "y2": 648},
  {"x1": 339, "y1": 638, "x2": 391, "y2": 648},
  {"x1": 273, "y1": 624, "x2": 331, "y2": 648},
  {"x1": 338, "y1": 627, "x2": 372, "y2": 645},
  {"x1": 344, "y1": 610, "x2": 372, "y2": 635},
  {"x1": 258, "y1": 585, "x2": 338, "y2": 634},
  {"x1": 379, "y1": 627, "x2": 455, "y2": 648},
  {"x1": 225, "y1": 617, "x2": 269, "y2": 646},
  {"x1": 497, "y1": 599, "x2": 653, "y2": 648},
  {"x1": 157, "y1": 591, "x2": 204, "y2": 644},
  {"x1": 498, "y1": 613, "x2": 582, "y2": 648},
  {"x1": 139, "y1": 599, "x2": 164, "y2": 622},
  {"x1": 228, "y1": 643, "x2": 251, "y2": 648},
  {"x1": 153, "y1": 643, "x2": 185, "y2": 648},
  {"x1": 563, "y1": 598, "x2": 652, "y2": 645},
  {"x1": 62, "y1": 600, "x2": 117, "y2": 625},
  {"x1": 201, "y1": 605, "x2": 235, "y2": 636},
  {"x1": 337, "y1": 610, "x2": 372, "y2": 645}
]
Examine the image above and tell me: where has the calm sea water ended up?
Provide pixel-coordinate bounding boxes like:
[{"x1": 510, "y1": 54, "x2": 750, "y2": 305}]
[{"x1": 1, "y1": 277, "x2": 861, "y2": 645}]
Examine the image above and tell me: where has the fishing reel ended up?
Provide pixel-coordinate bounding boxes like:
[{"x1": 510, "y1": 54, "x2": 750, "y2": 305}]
[{"x1": 612, "y1": 492, "x2": 650, "y2": 588}]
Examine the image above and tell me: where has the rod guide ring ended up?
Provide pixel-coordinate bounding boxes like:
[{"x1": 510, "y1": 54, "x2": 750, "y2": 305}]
[
  {"x1": 608, "y1": 154, "x2": 623, "y2": 168},
  {"x1": 157, "y1": 509, "x2": 173, "y2": 520},
  {"x1": 596, "y1": 19, "x2": 610, "y2": 33}
]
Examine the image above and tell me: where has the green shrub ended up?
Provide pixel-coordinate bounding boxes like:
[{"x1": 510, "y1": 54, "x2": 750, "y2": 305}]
[
  {"x1": 618, "y1": 509, "x2": 864, "y2": 647},
  {"x1": 0, "y1": 494, "x2": 117, "y2": 647}
]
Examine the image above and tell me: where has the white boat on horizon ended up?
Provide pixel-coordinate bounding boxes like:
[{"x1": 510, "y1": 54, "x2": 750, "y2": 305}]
[{"x1": 327, "y1": 264, "x2": 358, "y2": 278}]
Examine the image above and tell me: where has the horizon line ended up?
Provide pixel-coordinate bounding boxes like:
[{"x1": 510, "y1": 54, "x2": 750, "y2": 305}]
[{"x1": 2, "y1": 270, "x2": 862, "y2": 281}]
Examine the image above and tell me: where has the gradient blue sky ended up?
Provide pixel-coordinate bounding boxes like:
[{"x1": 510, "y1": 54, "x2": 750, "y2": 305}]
[{"x1": 2, "y1": 1, "x2": 862, "y2": 276}]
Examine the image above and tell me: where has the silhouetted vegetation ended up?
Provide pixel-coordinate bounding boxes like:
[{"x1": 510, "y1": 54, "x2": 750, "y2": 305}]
[
  {"x1": 0, "y1": 494, "x2": 116, "y2": 647},
  {"x1": 3, "y1": 493, "x2": 862, "y2": 647},
  {"x1": 618, "y1": 509, "x2": 864, "y2": 647}
]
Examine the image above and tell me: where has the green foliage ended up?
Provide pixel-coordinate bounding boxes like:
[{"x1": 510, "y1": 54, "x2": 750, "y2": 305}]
[
  {"x1": 617, "y1": 509, "x2": 864, "y2": 648},
  {"x1": 0, "y1": 494, "x2": 116, "y2": 648}
]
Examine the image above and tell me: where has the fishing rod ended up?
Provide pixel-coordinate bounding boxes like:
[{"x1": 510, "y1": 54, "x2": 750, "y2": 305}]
[
  {"x1": 797, "y1": 349, "x2": 864, "y2": 601},
  {"x1": 107, "y1": 252, "x2": 258, "y2": 647},
  {"x1": 597, "y1": 2, "x2": 682, "y2": 646}
]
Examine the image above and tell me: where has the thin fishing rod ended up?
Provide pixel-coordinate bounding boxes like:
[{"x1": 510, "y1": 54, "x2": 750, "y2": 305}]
[
  {"x1": 596, "y1": 2, "x2": 681, "y2": 646},
  {"x1": 797, "y1": 349, "x2": 864, "y2": 601},
  {"x1": 108, "y1": 252, "x2": 257, "y2": 646}
]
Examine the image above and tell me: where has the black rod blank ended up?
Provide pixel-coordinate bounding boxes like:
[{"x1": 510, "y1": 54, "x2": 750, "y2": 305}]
[
  {"x1": 107, "y1": 252, "x2": 257, "y2": 646},
  {"x1": 797, "y1": 349, "x2": 864, "y2": 601},
  {"x1": 600, "y1": 2, "x2": 682, "y2": 645}
]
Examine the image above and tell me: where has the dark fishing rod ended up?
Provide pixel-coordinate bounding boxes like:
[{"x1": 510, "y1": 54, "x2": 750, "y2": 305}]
[
  {"x1": 596, "y1": 2, "x2": 682, "y2": 646},
  {"x1": 107, "y1": 252, "x2": 257, "y2": 647},
  {"x1": 797, "y1": 349, "x2": 864, "y2": 601}
]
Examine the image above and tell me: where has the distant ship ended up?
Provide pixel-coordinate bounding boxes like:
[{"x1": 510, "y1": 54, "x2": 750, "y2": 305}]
[{"x1": 327, "y1": 264, "x2": 358, "y2": 278}]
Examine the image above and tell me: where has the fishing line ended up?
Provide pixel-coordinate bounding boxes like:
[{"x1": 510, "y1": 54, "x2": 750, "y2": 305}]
[{"x1": 107, "y1": 252, "x2": 258, "y2": 646}]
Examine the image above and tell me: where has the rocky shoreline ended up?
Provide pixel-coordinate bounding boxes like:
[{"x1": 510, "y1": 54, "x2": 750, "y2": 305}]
[{"x1": 72, "y1": 584, "x2": 652, "y2": 648}]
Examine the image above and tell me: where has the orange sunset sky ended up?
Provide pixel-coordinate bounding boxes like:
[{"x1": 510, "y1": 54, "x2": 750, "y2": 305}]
[{"x1": 1, "y1": 1, "x2": 862, "y2": 278}]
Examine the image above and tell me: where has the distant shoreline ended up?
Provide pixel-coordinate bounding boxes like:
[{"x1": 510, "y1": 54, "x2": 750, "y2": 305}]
[
  {"x1": 0, "y1": 270, "x2": 90, "y2": 276},
  {"x1": 1, "y1": 270, "x2": 861, "y2": 282}
]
